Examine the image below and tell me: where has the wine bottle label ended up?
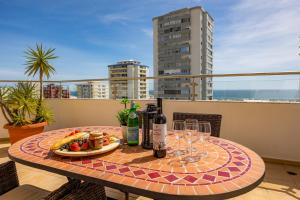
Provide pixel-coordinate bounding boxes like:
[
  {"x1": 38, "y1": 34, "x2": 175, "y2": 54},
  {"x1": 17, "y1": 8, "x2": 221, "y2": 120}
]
[
  {"x1": 150, "y1": 130, "x2": 153, "y2": 144},
  {"x1": 127, "y1": 127, "x2": 139, "y2": 141},
  {"x1": 129, "y1": 112, "x2": 137, "y2": 118},
  {"x1": 149, "y1": 119, "x2": 153, "y2": 144},
  {"x1": 153, "y1": 123, "x2": 167, "y2": 150}
]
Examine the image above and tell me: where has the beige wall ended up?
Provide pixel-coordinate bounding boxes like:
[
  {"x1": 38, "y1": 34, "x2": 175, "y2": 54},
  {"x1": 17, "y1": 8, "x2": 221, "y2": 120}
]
[
  {"x1": 1, "y1": 99, "x2": 299, "y2": 162},
  {"x1": 0, "y1": 111, "x2": 8, "y2": 138}
]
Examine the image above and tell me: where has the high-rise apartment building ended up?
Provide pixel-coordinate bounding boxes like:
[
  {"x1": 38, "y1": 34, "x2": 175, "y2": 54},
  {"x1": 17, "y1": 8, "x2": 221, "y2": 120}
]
[
  {"x1": 153, "y1": 7, "x2": 213, "y2": 100},
  {"x1": 43, "y1": 84, "x2": 70, "y2": 98},
  {"x1": 108, "y1": 60, "x2": 148, "y2": 99},
  {"x1": 76, "y1": 82, "x2": 109, "y2": 99}
]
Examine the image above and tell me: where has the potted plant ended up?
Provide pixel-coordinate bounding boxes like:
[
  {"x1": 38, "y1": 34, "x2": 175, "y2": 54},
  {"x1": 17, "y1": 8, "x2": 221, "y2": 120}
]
[
  {"x1": 1, "y1": 43, "x2": 57, "y2": 144},
  {"x1": 116, "y1": 98, "x2": 141, "y2": 143},
  {"x1": 117, "y1": 98, "x2": 130, "y2": 143},
  {"x1": 1, "y1": 83, "x2": 53, "y2": 143}
]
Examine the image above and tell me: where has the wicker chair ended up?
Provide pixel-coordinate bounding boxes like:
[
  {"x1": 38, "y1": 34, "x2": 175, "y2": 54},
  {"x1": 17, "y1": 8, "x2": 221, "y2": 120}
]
[
  {"x1": 0, "y1": 161, "x2": 107, "y2": 200},
  {"x1": 0, "y1": 161, "x2": 50, "y2": 200},
  {"x1": 61, "y1": 182, "x2": 107, "y2": 200},
  {"x1": 0, "y1": 161, "x2": 20, "y2": 196},
  {"x1": 173, "y1": 112, "x2": 222, "y2": 137}
]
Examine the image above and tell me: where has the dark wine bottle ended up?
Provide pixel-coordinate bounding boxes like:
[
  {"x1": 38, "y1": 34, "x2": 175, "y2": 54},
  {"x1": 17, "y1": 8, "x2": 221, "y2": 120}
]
[{"x1": 153, "y1": 98, "x2": 167, "y2": 158}]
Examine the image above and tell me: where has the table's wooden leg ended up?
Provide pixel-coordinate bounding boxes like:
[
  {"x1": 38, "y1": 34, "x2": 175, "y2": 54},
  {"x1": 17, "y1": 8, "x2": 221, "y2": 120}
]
[
  {"x1": 67, "y1": 176, "x2": 75, "y2": 182},
  {"x1": 119, "y1": 190, "x2": 129, "y2": 200},
  {"x1": 124, "y1": 191, "x2": 129, "y2": 200}
]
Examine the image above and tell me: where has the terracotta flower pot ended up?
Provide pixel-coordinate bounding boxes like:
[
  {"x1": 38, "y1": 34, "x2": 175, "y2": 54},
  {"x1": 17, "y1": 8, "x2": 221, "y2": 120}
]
[{"x1": 4, "y1": 121, "x2": 48, "y2": 144}]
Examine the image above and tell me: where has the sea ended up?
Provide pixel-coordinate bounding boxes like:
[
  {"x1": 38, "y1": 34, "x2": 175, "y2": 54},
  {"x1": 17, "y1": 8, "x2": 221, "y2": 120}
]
[{"x1": 213, "y1": 90, "x2": 299, "y2": 101}]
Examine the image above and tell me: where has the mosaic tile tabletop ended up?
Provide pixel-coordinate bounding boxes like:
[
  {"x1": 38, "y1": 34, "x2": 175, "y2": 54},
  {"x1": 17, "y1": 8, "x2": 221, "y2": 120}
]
[{"x1": 9, "y1": 126, "x2": 265, "y2": 199}]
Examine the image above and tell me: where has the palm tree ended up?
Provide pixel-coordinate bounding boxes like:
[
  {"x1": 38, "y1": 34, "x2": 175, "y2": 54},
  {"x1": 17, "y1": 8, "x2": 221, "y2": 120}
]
[
  {"x1": 120, "y1": 97, "x2": 129, "y2": 109},
  {"x1": 25, "y1": 43, "x2": 57, "y2": 103}
]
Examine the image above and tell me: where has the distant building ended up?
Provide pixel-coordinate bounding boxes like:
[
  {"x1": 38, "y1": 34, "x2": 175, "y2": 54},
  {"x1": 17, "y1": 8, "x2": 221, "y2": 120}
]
[
  {"x1": 76, "y1": 81, "x2": 109, "y2": 99},
  {"x1": 43, "y1": 84, "x2": 70, "y2": 98},
  {"x1": 153, "y1": 6, "x2": 214, "y2": 100},
  {"x1": 108, "y1": 60, "x2": 149, "y2": 99}
]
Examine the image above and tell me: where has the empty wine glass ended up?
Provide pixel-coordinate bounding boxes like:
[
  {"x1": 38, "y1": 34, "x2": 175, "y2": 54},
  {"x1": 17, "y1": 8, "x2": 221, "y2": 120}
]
[
  {"x1": 183, "y1": 119, "x2": 199, "y2": 163},
  {"x1": 185, "y1": 119, "x2": 199, "y2": 152},
  {"x1": 172, "y1": 120, "x2": 186, "y2": 156},
  {"x1": 198, "y1": 121, "x2": 211, "y2": 158}
]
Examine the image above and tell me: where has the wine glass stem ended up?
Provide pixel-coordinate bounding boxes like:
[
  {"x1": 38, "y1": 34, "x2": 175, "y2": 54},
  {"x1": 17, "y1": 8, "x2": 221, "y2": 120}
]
[{"x1": 190, "y1": 142, "x2": 192, "y2": 157}]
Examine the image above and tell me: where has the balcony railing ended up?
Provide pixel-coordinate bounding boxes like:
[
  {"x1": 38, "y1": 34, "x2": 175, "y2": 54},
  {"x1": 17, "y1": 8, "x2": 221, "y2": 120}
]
[{"x1": 1, "y1": 71, "x2": 300, "y2": 102}]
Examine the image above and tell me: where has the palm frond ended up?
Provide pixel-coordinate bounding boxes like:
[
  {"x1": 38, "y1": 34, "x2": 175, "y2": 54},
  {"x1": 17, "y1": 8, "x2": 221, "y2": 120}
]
[{"x1": 24, "y1": 43, "x2": 57, "y2": 79}]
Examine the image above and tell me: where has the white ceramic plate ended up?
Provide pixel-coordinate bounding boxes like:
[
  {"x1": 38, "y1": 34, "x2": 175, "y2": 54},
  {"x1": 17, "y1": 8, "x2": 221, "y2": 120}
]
[{"x1": 53, "y1": 138, "x2": 120, "y2": 157}]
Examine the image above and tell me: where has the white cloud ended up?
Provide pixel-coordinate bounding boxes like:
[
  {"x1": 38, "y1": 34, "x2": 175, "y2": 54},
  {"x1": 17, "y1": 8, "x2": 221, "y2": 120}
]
[
  {"x1": 0, "y1": 69, "x2": 23, "y2": 78},
  {"x1": 141, "y1": 28, "x2": 153, "y2": 38},
  {"x1": 214, "y1": 0, "x2": 300, "y2": 74},
  {"x1": 98, "y1": 13, "x2": 132, "y2": 25}
]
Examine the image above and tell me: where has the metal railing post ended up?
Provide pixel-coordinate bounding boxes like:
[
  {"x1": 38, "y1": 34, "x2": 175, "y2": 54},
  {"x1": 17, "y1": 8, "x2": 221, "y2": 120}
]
[
  {"x1": 191, "y1": 78, "x2": 198, "y2": 101},
  {"x1": 59, "y1": 81, "x2": 62, "y2": 99}
]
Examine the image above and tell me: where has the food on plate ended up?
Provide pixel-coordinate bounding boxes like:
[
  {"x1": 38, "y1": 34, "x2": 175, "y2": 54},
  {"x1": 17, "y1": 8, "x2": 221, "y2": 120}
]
[
  {"x1": 64, "y1": 129, "x2": 81, "y2": 138},
  {"x1": 81, "y1": 142, "x2": 89, "y2": 150},
  {"x1": 89, "y1": 131, "x2": 103, "y2": 150},
  {"x1": 50, "y1": 132, "x2": 88, "y2": 150},
  {"x1": 70, "y1": 142, "x2": 81, "y2": 152},
  {"x1": 51, "y1": 130, "x2": 119, "y2": 152}
]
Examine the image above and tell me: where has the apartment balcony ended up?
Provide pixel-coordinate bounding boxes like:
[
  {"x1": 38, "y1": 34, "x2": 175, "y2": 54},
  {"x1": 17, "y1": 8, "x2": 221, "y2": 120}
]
[{"x1": 0, "y1": 72, "x2": 299, "y2": 200}]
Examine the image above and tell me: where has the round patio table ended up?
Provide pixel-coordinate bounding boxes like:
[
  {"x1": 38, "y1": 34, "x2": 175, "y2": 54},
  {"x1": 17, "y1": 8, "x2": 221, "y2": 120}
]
[{"x1": 8, "y1": 126, "x2": 265, "y2": 200}]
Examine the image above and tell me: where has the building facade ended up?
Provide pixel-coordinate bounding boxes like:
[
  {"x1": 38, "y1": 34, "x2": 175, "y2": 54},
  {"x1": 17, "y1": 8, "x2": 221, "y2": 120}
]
[
  {"x1": 108, "y1": 60, "x2": 148, "y2": 99},
  {"x1": 76, "y1": 82, "x2": 109, "y2": 99},
  {"x1": 43, "y1": 84, "x2": 70, "y2": 99},
  {"x1": 153, "y1": 7, "x2": 213, "y2": 100}
]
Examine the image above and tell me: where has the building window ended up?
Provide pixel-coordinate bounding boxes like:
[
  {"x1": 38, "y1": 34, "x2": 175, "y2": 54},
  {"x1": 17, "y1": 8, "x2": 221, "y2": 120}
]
[
  {"x1": 180, "y1": 46, "x2": 190, "y2": 53},
  {"x1": 181, "y1": 18, "x2": 190, "y2": 23},
  {"x1": 181, "y1": 69, "x2": 190, "y2": 74},
  {"x1": 208, "y1": 49, "x2": 213, "y2": 56},
  {"x1": 174, "y1": 27, "x2": 181, "y2": 32},
  {"x1": 164, "y1": 90, "x2": 181, "y2": 95},
  {"x1": 172, "y1": 34, "x2": 181, "y2": 39}
]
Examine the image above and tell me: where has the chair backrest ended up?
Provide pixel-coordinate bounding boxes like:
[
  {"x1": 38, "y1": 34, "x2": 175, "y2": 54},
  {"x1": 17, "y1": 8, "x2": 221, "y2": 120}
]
[
  {"x1": 173, "y1": 112, "x2": 222, "y2": 137},
  {"x1": 0, "y1": 161, "x2": 19, "y2": 195}
]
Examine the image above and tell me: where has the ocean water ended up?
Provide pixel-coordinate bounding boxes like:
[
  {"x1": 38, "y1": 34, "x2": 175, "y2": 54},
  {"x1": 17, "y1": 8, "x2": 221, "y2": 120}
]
[{"x1": 213, "y1": 90, "x2": 299, "y2": 101}]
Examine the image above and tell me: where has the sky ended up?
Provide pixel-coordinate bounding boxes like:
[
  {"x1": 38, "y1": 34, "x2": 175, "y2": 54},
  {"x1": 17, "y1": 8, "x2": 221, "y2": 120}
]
[{"x1": 0, "y1": 0, "x2": 299, "y2": 89}]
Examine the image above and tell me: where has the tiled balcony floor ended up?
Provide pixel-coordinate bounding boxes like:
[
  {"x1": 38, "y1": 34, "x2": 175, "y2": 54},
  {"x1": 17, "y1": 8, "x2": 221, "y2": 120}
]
[{"x1": 1, "y1": 142, "x2": 299, "y2": 200}]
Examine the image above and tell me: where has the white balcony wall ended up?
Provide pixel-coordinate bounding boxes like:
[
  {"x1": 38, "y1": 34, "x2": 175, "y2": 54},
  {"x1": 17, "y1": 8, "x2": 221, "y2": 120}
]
[{"x1": 0, "y1": 99, "x2": 299, "y2": 162}]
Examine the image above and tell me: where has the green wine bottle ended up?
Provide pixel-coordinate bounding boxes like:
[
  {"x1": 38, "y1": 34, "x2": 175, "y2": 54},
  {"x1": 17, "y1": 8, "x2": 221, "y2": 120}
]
[{"x1": 127, "y1": 101, "x2": 139, "y2": 146}]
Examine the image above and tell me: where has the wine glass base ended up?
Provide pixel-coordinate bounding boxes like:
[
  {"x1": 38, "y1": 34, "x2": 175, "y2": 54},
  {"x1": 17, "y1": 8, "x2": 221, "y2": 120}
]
[
  {"x1": 183, "y1": 155, "x2": 200, "y2": 163},
  {"x1": 197, "y1": 152, "x2": 208, "y2": 158},
  {"x1": 186, "y1": 147, "x2": 198, "y2": 152},
  {"x1": 174, "y1": 150, "x2": 186, "y2": 156}
]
